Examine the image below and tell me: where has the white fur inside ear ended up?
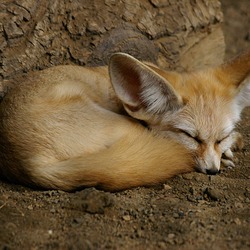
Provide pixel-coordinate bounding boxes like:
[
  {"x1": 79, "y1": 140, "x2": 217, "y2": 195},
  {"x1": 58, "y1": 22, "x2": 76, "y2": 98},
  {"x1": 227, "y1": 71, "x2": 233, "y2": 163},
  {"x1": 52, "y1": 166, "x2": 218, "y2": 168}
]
[
  {"x1": 140, "y1": 74, "x2": 171, "y2": 114},
  {"x1": 113, "y1": 76, "x2": 139, "y2": 106},
  {"x1": 236, "y1": 75, "x2": 250, "y2": 110},
  {"x1": 109, "y1": 53, "x2": 183, "y2": 115}
]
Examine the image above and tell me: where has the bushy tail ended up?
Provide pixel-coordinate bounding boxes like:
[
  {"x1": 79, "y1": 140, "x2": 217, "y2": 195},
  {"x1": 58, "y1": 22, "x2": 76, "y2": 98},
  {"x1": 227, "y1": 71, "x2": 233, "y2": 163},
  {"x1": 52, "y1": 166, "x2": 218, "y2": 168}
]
[{"x1": 33, "y1": 131, "x2": 195, "y2": 191}]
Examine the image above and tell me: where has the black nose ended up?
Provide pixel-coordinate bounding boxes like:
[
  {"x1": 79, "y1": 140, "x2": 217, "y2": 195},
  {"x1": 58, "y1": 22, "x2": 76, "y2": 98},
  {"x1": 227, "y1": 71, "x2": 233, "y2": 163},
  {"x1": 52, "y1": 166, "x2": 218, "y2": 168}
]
[{"x1": 206, "y1": 169, "x2": 219, "y2": 175}]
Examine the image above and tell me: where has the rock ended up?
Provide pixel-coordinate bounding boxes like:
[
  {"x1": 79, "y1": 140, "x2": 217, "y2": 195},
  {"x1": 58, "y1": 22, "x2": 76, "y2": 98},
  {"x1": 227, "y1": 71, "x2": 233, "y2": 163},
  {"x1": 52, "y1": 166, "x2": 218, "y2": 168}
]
[
  {"x1": 4, "y1": 21, "x2": 24, "y2": 39},
  {"x1": 27, "y1": 205, "x2": 33, "y2": 210},
  {"x1": 205, "y1": 187, "x2": 223, "y2": 201},
  {"x1": 135, "y1": 229, "x2": 144, "y2": 238},
  {"x1": 182, "y1": 173, "x2": 194, "y2": 180},
  {"x1": 234, "y1": 218, "x2": 241, "y2": 225},
  {"x1": 163, "y1": 184, "x2": 172, "y2": 190},
  {"x1": 173, "y1": 213, "x2": 179, "y2": 218},
  {"x1": 168, "y1": 233, "x2": 175, "y2": 239},
  {"x1": 122, "y1": 215, "x2": 131, "y2": 221},
  {"x1": 70, "y1": 188, "x2": 114, "y2": 214},
  {"x1": 158, "y1": 241, "x2": 167, "y2": 248}
]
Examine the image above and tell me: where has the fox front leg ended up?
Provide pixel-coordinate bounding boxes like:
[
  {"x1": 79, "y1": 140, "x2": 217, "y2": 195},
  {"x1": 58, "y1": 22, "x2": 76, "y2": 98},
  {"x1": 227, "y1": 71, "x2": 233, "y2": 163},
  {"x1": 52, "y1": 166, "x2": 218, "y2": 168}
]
[{"x1": 221, "y1": 132, "x2": 244, "y2": 169}]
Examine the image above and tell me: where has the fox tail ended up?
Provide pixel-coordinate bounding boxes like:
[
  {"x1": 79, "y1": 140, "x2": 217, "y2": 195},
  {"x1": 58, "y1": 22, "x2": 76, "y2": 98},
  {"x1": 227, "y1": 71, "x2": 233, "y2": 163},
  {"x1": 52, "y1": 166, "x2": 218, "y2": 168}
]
[{"x1": 31, "y1": 130, "x2": 194, "y2": 191}]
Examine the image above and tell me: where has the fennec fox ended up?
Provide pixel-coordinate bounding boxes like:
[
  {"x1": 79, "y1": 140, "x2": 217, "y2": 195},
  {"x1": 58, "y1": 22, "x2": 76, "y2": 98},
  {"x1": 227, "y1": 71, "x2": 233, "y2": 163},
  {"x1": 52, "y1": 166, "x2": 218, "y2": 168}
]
[{"x1": 0, "y1": 51, "x2": 249, "y2": 191}]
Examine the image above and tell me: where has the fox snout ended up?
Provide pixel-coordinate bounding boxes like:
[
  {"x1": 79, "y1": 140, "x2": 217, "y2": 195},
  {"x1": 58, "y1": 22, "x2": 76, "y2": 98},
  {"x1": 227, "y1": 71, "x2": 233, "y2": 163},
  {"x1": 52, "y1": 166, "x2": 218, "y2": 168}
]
[
  {"x1": 196, "y1": 158, "x2": 221, "y2": 175},
  {"x1": 205, "y1": 168, "x2": 219, "y2": 175},
  {"x1": 195, "y1": 145, "x2": 221, "y2": 175}
]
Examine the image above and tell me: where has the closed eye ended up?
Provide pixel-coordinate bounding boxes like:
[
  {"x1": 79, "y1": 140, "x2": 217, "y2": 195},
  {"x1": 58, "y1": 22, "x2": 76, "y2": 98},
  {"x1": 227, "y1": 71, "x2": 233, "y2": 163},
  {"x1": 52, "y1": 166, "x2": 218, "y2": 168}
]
[
  {"x1": 216, "y1": 134, "x2": 230, "y2": 144},
  {"x1": 180, "y1": 130, "x2": 202, "y2": 144}
]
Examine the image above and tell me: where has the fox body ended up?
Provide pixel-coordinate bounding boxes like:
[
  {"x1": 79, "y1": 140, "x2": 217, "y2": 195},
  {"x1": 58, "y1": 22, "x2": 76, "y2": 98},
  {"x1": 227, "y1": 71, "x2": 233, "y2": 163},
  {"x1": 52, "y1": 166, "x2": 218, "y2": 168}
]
[{"x1": 0, "y1": 51, "x2": 249, "y2": 191}]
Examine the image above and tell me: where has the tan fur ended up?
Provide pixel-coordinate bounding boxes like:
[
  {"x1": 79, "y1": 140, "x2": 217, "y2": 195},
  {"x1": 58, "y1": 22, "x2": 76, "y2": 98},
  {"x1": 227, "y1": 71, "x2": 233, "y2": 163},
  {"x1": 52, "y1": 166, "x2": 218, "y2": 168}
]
[{"x1": 0, "y1": 50, "x2": 249, "y2": 191}]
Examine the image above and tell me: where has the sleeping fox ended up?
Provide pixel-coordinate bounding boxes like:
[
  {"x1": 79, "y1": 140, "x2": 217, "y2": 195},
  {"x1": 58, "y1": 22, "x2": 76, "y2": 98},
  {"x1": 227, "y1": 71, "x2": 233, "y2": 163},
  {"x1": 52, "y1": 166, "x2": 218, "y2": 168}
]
[{"x1": 0, "y1": 51, "x2": 249, "y2": 191}]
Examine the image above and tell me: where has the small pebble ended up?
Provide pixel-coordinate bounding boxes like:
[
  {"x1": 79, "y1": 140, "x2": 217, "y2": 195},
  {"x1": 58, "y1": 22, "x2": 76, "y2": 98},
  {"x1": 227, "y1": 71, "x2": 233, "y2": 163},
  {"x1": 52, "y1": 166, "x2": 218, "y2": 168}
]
[
  {"x1": 173, "y1": 213, "x2": 179, "y2": 218},
  {"x1": 234, "y1": 218, "x2": 241, "y2": 225},
  {"x1": 182, "y1": 173, "x2": 193, "y2": 180},
  {"x1": 167, "y1": 233, "x2": 175, "y2": 239},
  {"x1": 122, "y1": 215, "x2": 131, "y2": 221},
  {"x1": 163, "y1": 184, "x2": 172, "y2": 190},
  {"x1": 27, "y1": 205, "x2": 33, "y2": 210},
  {"x1": 205, "y1": 187, "x2": 222, "y2": 201},
  {"x1": 50, "y1": 208, "x2": 56, "y2": 213}
]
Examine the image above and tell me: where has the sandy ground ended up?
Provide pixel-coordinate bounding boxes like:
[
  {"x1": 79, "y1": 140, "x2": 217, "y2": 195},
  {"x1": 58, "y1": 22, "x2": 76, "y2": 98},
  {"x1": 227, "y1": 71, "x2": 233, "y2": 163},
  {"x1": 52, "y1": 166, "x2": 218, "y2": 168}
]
[{"x1": 0, "y1": 0, "x2": 249, "y2": 249}]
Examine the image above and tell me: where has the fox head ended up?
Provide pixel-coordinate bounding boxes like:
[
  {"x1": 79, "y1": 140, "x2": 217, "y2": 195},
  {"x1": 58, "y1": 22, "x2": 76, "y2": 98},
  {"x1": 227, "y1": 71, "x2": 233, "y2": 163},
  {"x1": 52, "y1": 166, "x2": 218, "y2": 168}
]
[{"x1": 109, "y1": 51, "x2": 250, "y2": 175}]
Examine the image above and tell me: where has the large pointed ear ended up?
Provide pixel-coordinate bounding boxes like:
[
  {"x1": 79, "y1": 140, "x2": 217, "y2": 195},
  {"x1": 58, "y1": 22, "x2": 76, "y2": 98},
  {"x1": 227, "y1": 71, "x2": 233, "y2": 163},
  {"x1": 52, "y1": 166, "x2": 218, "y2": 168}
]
[
  {"x1": 109, "y1": 53, "x2": 183, "y2": 121},
  {"x1": 216, "y1": 50, "x2": 250, "y2": 110}
]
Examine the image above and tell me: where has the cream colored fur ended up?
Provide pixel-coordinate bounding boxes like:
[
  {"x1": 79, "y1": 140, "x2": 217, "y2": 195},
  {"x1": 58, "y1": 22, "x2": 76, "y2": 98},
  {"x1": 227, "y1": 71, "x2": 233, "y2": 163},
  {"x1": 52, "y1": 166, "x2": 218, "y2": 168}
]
[{"x1": 0, "y1": 51, "x2": 249, "y2": 191}]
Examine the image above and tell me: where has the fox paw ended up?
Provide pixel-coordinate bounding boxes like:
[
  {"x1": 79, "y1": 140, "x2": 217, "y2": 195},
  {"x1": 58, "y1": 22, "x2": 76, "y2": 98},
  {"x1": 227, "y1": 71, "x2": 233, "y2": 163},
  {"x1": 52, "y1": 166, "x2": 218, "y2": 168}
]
[
  {"x1": 221, "y1": 132, "x2": 244, "y2": 168},
  {"x1": 221, "y1": 154, "x2": 235, "y2": 168},
  {"x1": 230, "y1": 132, "x2": 244, "y2": 151},
  {"x1": 221, "y1": 150, "x2": 235, "y2": 168},
  {"x1": 221, "y1": 132, "x2": 243, "y2": 169}
]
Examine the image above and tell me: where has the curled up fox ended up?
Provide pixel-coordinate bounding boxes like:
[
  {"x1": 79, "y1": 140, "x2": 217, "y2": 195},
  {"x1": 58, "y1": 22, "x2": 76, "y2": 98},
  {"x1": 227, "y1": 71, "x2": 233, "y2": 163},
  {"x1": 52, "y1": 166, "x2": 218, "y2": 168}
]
[{"x1": 0, "y1": 51, "x2": 249, "y2": 191}]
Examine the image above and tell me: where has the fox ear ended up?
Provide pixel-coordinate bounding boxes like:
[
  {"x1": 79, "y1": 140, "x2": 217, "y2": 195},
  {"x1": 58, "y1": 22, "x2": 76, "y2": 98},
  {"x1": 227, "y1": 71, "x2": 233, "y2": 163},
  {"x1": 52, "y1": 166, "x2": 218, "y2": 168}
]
[
  {"x1": 109, "y1": 53, "x2": 183, "y2": 121},
  {"x1": 236, "y1": 74, "x2": 250, "y2": 110},
  {"x1": 217, "y1": 50, "x2": 250, "y2": 110}
]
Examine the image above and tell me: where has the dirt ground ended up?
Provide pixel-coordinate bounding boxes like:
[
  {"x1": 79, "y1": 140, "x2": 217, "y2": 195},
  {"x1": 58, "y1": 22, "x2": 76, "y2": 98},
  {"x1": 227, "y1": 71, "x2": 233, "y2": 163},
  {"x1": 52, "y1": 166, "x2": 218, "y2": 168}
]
[{"x1": 0, "y1": 1, "x2": 250, "y2": 249}]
